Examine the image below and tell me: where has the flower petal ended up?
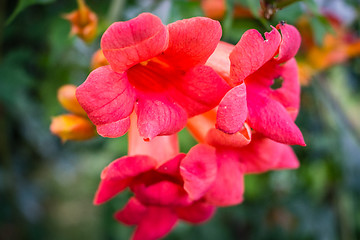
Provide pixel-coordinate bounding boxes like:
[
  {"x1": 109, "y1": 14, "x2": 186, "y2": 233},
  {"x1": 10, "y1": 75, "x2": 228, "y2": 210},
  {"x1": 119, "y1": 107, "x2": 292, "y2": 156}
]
[
  {"x1": 76, "y1": 66, "x2": 136, "y2": 137},
  {"x1": 176, "y1": 201, "x2": 216, "y2": 224},
  {"x1": 135, "y1": 94, "x2": 187, "y2": 140},
  {"x1": 132, "y1": 180, "x2": 191, "y2": 206},
  {"x1": 275, "y1": 23, "x2": 301, "y2": 63},
  {"x1": 206, "y1": 123, "x2": 251, "y2": 148},
  {"x1": 101, "y1": 13, "x2": 169, "y2": 72},
  {"x1": 205, "y1": 150, "x2": 244, "y2": 206},
  {"x1": 216, "y1": 83, "x2": 248, "y2": 134},
  {"x1": 274, "y1": 145, "x2": 300, "y2": 170},
  {"x1": 162, "y1": 17, "x2": 222, "y2": 70},
  {"x1": 247, "y1": 86, "x2": 305, "y2": 146},
  {"x1": 180, "y1": 144, "x2": 217, "y2": 201},
  {"x1": 93, "y1": 155, "x2": 158, "y2": 204},
  {"x1": 270, "y1": 58, "x2": 300, "y2": 118},
  {"x1": 229, "y1": 27, "x2": 281, "y2": 85},
  {"x1": 170, "y1": 65, "x2": 230, "y2": 117},
  {"x1": 237, "y1": 136, "x2": 284, "y2": 174},
  {"x1": 96, "y1": 117, "x2": 130, "y2": 138},
  {"x1": 114, "y1": 197, "x2": 147, "y2": 225},
  {"x1": 132, "y1": 207, "x2": 178, "y2": 240}
]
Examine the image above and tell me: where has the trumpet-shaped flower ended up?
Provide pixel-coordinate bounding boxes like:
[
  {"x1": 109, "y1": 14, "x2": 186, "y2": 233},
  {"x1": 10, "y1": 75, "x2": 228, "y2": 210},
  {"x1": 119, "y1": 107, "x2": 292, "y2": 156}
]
[
  {"x1": 76, "y1": 13, "x2": 230, "y2": 140},
  {"x1": 94, "y1": 118, "x2": 218, "y2": 239},
  {"x1": 207, "y1": 23, "x2": 305, "y2": 146},
  {"x1": 115, "y1": 197, "x2": 215, "y2": 240},
  {"x1": 187, "y1": 108, "x2": 299, "y2": 206}
]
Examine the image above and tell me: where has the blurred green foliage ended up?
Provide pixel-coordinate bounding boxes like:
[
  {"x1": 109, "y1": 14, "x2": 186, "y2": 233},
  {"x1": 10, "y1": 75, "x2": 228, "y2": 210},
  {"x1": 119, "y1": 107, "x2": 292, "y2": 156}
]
[{"x1": 1, "y1": 0, "x2": 360, "y2": 239}]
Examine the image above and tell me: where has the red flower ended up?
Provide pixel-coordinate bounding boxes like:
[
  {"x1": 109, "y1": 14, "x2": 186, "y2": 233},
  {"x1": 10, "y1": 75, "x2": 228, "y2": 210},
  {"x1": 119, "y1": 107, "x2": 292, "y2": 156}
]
[
  {"x1": 115, "y1": 197, "x2": 215, "y2": 240},
  {"x1": 187, "y1": 108, "x2": 299, "y2": 206},
  {"x1": 76, "y1": 13, "x2": 230, "y2": 140},
  {"x1": 207, "y1": 23, "x2": 305, "y2": 146},
  {"x1": 93, "y1": 119, "x2": 218, "y2": 239}
]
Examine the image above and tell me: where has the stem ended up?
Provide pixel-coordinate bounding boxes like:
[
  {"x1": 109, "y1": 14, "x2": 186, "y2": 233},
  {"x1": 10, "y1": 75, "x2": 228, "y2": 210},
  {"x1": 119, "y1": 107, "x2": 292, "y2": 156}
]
[{"x1": 107, "y1": 0, "x2": 126, "y2": 23}]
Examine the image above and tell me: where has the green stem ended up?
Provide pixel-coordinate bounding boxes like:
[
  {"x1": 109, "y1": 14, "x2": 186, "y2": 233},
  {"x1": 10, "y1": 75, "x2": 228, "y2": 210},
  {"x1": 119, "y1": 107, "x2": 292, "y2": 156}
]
[{"x1": 107, "y1": 0, "x2": 126, "y2": 23}]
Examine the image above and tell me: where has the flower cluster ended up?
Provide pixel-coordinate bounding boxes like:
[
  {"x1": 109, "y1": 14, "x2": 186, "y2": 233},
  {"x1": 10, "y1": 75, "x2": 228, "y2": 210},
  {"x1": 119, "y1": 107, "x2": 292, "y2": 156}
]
[{"x1": 75, "y1": 13, "x2": 305, "y2": 240}]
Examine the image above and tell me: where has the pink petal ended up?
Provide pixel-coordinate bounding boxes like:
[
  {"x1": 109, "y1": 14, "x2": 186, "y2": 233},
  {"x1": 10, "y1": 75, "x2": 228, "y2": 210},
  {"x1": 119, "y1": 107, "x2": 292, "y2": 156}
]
[
  {"x1": 205, "y1": 150, "x2": 244, "y2": 206},
  {"x1": 96, "y1": 117, "x2": 130, "y2": 138},
  {"x1": 206, "y1": 123, "x2": 251, "y2": 148},
  {"x1": 176, "y1": 201, "x2": 216, "y2": 224},
  {"x1": 180, "y1": 144, "x2": 218, "y2": 200},
  {"x1": 237, "y1": 136, "x2": 285, "y2": 174},
  {"x1": 132, "y1": 180, "x2": 191, "y2": 206},
  {"x1": 93, "y1": 155, "x2": 158, "y2": 204},
  {"x1": 93, "y1": 178, "x2": 131, "y2": 205},
  {"x1": 216, "y1": 83, "x2": 248, "y2": 134},
  {"x1": 229, "y1": 27, "x2": 281, "y2": 85},
  {"x1": 101, "y1": 13, "x2": 169, "y2": 72},
  {"x1": 132, "y1": 207, "x2": 178, "y2": 240},
  {"x1": 135, "y1": 94, "x2": 187, "y2": 140},
  {"x1": 114, "y1": 197, "x2": 147, "y2": 225},
  {"x1": 270, "y1": 58, "x2": 300, "y2": 118},
  {"x1": 156, "y1": 153, "x2": 185, "y2": 176},
  {"x1": 162, "y1": 17, "x2": 222, "y2": 70},
  {"x1": 206, "y1": 41, "x2": 234, "y2": 84},
  {"x1": 275, "y1": 23, "x2": 301, "y2": 63},
  {"x1": 247, "y1": 86, "x2": 305, "y2": 146},
  {"x1": 76, "y1": 66, "x2": 136, "y2": 137},
  {"x1": 170, "y1": 65, "x2": 230, "y2": 117},
  {"x1": 274, "y1": 145, "x2": 300, "y2": 170}
]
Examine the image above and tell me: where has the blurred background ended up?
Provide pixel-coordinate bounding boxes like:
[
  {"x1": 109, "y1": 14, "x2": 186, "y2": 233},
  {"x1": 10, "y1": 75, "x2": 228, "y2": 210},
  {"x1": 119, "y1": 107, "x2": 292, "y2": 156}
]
[{"x1": 1, "y1": 0, "x2": 360, "y2": 239}]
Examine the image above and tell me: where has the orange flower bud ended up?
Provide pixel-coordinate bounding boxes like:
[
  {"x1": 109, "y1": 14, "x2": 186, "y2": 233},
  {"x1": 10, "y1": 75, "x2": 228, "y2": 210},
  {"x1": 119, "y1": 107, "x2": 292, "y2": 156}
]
[
  {"x1": 57, "y1": 84, "x2": 87, "y2": 116},
  {"x1": 90, "y1": 49, "x2": 109, "y2": 70},
  {"x1": 63, "y1": 0, "x2": 98, "y2": 43},
  {"x1": 201, "y1": 0, "x2": 226, "y2": 20},
  {"x1": 50, "y1": 114, "x2": 96, "y2": 142}
]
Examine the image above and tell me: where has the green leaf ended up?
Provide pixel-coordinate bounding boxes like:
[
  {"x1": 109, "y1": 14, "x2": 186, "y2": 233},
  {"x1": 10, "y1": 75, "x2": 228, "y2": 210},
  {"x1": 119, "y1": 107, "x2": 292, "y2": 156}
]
[{"x1": 6, "y1": 0, "x2": 56, "y2": 25}]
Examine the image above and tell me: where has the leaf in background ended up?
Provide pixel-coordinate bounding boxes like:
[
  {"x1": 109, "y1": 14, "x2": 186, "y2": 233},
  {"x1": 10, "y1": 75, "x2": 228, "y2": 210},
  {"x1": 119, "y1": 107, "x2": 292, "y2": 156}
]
[{"x1": 6, "y1": 0, "x2": 55, "y2": 25}]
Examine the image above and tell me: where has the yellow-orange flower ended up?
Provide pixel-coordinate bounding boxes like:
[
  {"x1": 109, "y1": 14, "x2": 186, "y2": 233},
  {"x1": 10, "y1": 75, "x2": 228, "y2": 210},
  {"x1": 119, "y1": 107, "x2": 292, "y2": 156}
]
[
  {"x1": 90, "y1": 49, "x2": 109, "y2": 70},
  {"x1": 297, "y1": 16, "x2": 360, "y2": 85},
  {"x1": 50, "y1": 114, "x2": 96, "y2": 142},
  {"x1": 63, "y1": 0, "x2": 98, "y2": 43},
  {"x1": 50, "y1": 84, "x2": 96, "y2": 142}
]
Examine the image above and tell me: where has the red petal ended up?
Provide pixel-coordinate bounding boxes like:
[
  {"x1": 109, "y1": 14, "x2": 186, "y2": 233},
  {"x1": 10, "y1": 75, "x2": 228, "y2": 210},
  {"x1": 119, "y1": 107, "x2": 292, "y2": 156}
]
[
  {"x1": 216, "y1": 83, "x2": 248, "y2": 134},
  {"x1": 76, "y1": 66, "x2": 136, "y2": 137},
  {"x1": 206, "y1": 122, "x2": 251, "y2": 148},
  {"x1": 176, "y1": 201, "x2": 216, "y2": 224},
  {"x1": 162, "y1": 17, "x2": 222, "y2": 70},
  {"x1": 205, "y1": 150, "x2": 244, "y2": 206},
  {"x1": 132, "y1": 180, "x2": 191, "y2": 206},
  {"x1": 237, "y1": 136, "x2": 284, "y2": 174},
  {"x1": 247, "y1": 86, "x2": 305, "y2": 146},
  {"x1": 229, "y1": 27, "x2": 281, "y2": 85},
  {"x1": 93, "y1": 155, "x2": 158, "y2": 204},
  {"x1": 156, "y1": 153, "x2": 186, "y2": 176},
  {"x1": 114, "y1": 197, "x2": 147, "y2": 225},
  {"x1": 170, "y1": 65, "x2": 230, "y2": 117},
  {"x1": 93, "y1": 178, "x2": 131, "y2": 205},
  {"x1": 270, "y1": 58, "x2": 300, "y2": 119},
  {"x1": 96, "y1": 117, "x2": 130, "y2": 138},
  {"x1": 101, "y1": 13, "x2": 169, "y2": 72},
  {"x1": 135, "y1": 94, "x2": 187, "y2": 140},
  {"x1": 275, "y1": 23, "x2": 301, "y2": 63},
  {"x1": 180, "y1": 144, "x2": 217, "y2": 200},
  {"x1": 133, "y1": 207, "x2": 178, "y2": 240},
  {"x1": 274, "y1": 145, "x2": 300, "y2": 170}
]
